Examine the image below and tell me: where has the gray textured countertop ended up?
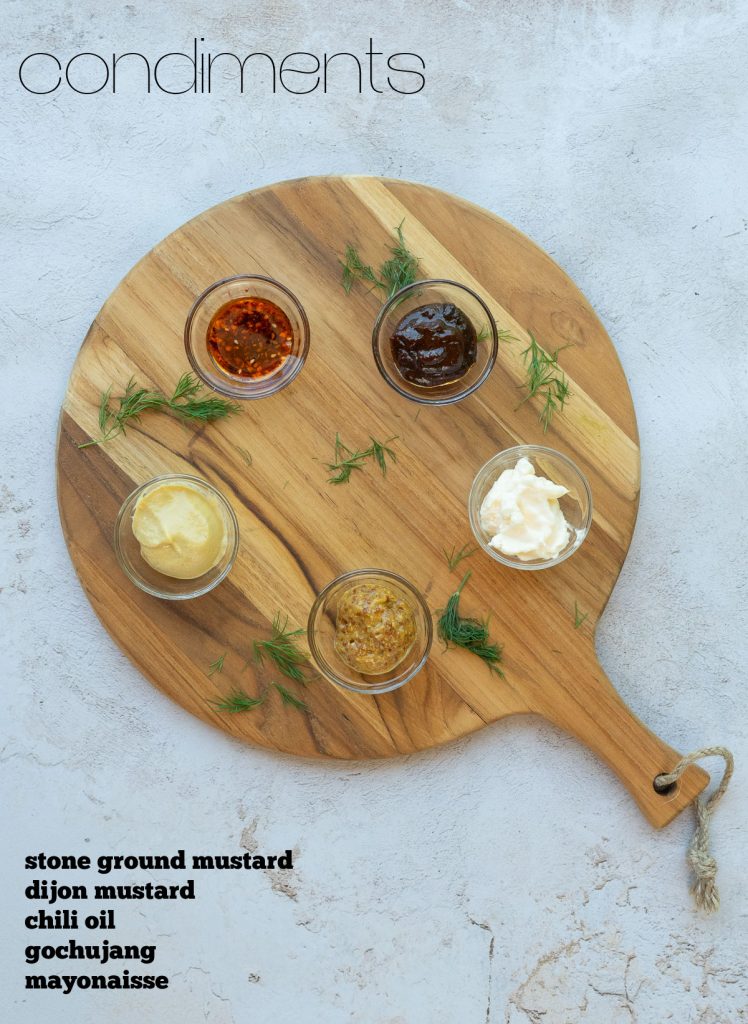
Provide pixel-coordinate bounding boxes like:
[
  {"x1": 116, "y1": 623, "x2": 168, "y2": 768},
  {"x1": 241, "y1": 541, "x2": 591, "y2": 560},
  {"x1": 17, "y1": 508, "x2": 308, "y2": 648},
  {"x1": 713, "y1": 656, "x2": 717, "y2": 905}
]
[{"x1": 2, "y1": 2, "x2": 746, "y2": 1021}]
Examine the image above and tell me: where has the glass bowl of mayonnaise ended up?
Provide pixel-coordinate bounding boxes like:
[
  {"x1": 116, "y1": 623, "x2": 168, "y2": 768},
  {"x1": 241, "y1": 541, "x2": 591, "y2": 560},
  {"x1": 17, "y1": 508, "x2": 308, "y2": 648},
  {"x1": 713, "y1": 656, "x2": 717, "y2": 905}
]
[
  {"x1": 115, "y1": 474, "x2": 239, "y2": 599},
  {"x1": 468, "y1": 446, "x2": 592, "y2": 570}
]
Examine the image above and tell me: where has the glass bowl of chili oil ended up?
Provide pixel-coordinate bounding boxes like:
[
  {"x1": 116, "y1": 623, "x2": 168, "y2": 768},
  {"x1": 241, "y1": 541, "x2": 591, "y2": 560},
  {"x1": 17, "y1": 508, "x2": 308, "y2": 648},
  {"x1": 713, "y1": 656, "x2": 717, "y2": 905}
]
[{"x1": 185, "y1": 275, "x2": 310, "y2": 399}]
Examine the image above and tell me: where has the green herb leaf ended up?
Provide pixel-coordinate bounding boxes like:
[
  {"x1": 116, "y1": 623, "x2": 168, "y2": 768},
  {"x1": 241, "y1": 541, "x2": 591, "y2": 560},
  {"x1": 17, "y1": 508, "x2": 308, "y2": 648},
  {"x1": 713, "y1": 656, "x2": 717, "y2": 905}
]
[
  {"x1": 443, "y1": 542, "x2": 479, "y2": 573},
  {"x1": 78, "y1": 373, "x2": 239, "y2": 448},
  {"x1": 437, "y1": 572, "x2": 504, "y2": 676},
  {"x1": 326, "y1": 434, "x2": 398, "y2": 485},
  {"x1": 272, "y1": 683, "x2": 308, "y2": 711},
  {"x1": 98, "y1": 385, "x2": 113, "y2": 432},
  {"x1": 237, "y1": 447, "x2": 253, "y2": 467},
  {"x1": 210, "y1": 687, "x2": 266, "y2": 713},
  {"x1": 477, "y1": 326, "x2": 519, "y2": 345},
  {"x1": 168, "y1": 372, "x2": 241, "y2": 423},
  {"x1": 207, "y1": 653, "x2": 226, "y2": 677},
  {"x1": 370, "y1": 436, "x2": 397, "y2": 475},
  {"x1": 253, "y1": 613, "x2": 313, "y2": 684},
  {"x1": 573, "y1": 601, "x2": 589, "y2": 629},
  {"x1": 518, "y1": 333, "x2": 571, "y2": 432},
  {"x1": 340, "y1": 222, "x2": 419, "y2": 300}
]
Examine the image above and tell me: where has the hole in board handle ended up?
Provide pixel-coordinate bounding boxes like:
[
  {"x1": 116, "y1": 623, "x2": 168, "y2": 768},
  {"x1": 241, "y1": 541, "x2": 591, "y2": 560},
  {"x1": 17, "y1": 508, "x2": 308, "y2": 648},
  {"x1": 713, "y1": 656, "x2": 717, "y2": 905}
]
[{"x1": 653, "y1": 775, "x2": 678, "y2": 797}]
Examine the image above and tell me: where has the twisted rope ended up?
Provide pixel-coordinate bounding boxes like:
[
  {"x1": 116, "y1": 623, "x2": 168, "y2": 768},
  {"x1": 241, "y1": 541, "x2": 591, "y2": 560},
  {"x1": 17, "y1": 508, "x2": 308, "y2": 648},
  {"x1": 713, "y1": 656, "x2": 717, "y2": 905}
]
[{"x1": 655, "y1": 746, "x2": 734, "y2": 913}]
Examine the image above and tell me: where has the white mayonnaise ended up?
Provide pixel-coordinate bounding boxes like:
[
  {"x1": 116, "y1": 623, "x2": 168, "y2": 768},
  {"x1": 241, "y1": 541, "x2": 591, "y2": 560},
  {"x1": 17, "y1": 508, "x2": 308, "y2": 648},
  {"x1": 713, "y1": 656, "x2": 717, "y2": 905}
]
[{"x1": 479, "y1": 456, "x2": 570, "y2": 561}]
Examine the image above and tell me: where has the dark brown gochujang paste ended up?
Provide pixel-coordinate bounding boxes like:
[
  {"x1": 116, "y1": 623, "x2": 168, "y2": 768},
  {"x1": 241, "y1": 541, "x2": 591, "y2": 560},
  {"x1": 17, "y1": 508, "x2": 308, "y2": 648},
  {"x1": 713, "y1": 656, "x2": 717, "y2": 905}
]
[{"x1": 390, "y1": 302, "x2": 477, "y2": 387}]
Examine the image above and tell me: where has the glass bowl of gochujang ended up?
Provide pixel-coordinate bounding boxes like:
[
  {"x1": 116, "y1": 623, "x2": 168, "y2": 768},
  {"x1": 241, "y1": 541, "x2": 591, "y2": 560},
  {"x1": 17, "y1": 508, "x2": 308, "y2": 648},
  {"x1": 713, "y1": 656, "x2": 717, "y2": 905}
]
[
  {"x1": 185, "y1": 275, "x2": 310, "y2": 399},
  {"x1": 372, "y1": 279, "x2": 498, "y2": 405}
]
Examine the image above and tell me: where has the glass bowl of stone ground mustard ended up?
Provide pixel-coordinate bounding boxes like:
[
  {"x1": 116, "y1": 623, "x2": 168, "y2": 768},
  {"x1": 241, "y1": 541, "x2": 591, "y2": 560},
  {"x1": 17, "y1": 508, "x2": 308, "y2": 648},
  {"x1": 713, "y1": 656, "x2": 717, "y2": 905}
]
[
  {"x1": 307, "y1": 569, "x2": 433, "y2": 694},
  {"x1": 372, "y1": 279, "x2": 498, "y2": 405},
  {"x1": 114, "y1": 474, "x2": 239, "y2": 599},
  {"x1": 185, "y1": 275, "x2": 310, "y2": 399}
]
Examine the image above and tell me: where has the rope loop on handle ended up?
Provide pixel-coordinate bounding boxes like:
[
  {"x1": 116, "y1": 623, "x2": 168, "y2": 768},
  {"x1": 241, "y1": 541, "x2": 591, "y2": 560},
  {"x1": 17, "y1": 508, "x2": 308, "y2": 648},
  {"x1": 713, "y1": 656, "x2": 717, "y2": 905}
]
[{"x1": 654, "y1": 746, "x2": 734, "y2": 913}]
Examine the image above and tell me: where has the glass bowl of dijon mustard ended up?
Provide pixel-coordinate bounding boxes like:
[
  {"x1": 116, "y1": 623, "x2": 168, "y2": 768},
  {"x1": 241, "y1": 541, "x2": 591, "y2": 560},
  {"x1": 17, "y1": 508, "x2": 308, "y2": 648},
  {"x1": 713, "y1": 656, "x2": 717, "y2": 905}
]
[
  {"x1": 307, "y1": 569, "x2": 433, "y2": 694},
  {"x1": 114, "y1": 474, "x2": 239, "y2": 599}
]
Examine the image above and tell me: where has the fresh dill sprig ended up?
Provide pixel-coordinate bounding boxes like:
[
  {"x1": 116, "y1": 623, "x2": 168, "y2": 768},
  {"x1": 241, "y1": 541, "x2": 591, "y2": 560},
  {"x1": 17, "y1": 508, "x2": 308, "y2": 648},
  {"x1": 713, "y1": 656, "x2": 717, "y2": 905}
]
[
  {"x1": 573, "y1": 601, "x2": 589, "y2": 630},
  {"x1": 340, "y1": 222, "x2": 419, "y2": 299},
  {"x1": 78, "y1": 373, "x2": 240, "y2": 448},
  {"x1": 443, "y1": 542, "x2": 478, "y2": 573},
  {"x1": 253, "y1": 613, "x2": 313, "y2": 684},
  {"x1": 369, "y1": 436, "x2": 398, "y2": 474},
  {"x1": 437, "y1": 572, "x2": 504, "y2": 676},
  {"x1": 98, "y1": 386, "x2": 113, "y2": 432},
  {"x1": 327, "y1": 434, "x2": 369, "y2": 484},
  {"x1": 81, "y1": 378, "x2": 165, "y2": 447},
  {"x1": 272, "y1": 683, "x2": 308, "y2": 711},
  {"x1": 210, "y1": 687, "x2": 266, "y2": 713},
  {"x1": 519, "y1": 333, "x2": 571, "y2": 432},
  {"x1": 477, "y1": 326, "x2": 518, "y2": 345},
  {"x1": 207, "y1": 653, "x2": 226, "y2": 677},
  {"x1": 379, "y1": 223, "x2": 420, "y2": 297},
  {"x1": 326, "y1": 433, "x2": 397, "y2": 485}
]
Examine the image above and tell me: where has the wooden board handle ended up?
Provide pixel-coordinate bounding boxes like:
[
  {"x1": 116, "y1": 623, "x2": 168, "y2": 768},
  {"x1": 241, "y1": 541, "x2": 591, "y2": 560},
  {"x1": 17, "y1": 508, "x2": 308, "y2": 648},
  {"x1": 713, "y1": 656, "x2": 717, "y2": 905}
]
[{"x1": 543, "y1": 661, "x2": 709, "y2": 828}]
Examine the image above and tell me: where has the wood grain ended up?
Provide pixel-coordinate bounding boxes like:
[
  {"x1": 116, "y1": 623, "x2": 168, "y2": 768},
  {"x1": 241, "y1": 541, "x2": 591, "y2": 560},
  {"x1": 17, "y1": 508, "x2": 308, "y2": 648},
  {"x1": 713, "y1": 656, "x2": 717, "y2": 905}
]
[{"x1": 57, "y1": 175, "x2": 707, "y2": 826}]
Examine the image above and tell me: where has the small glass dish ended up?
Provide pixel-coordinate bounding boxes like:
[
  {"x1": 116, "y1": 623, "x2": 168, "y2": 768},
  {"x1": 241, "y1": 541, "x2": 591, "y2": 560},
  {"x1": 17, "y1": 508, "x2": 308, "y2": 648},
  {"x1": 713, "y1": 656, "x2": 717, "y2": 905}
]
[
  {"x1": 307, "y1": 569, "x2": 433, "y2": 695},
  {"x1": 372, "y1": 279, "x2": 498, "y2": 405},
  {"x1": 184, "y1": 275, "x2": 310, "y2": 399},
  {"x1": 114, "y1": 474, "x2": 239, "y2": 599},
  {"x1": 468, "y1": 445, "x2": 593, "y2": 570}
]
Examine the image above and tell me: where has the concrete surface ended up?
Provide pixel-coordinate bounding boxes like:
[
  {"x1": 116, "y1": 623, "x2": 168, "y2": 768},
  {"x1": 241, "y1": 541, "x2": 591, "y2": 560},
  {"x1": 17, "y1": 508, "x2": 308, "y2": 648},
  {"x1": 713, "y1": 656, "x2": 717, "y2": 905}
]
[{"x1": 2, "y1": 1, "x2": 747, "y2": 1021}]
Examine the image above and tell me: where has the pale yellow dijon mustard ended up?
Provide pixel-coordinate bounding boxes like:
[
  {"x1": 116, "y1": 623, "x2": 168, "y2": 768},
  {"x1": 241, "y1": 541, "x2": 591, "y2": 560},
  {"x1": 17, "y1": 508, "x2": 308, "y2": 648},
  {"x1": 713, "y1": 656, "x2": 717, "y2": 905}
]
[{"x1": 132, "y1": 482, "x2": 227, "y2": 579}]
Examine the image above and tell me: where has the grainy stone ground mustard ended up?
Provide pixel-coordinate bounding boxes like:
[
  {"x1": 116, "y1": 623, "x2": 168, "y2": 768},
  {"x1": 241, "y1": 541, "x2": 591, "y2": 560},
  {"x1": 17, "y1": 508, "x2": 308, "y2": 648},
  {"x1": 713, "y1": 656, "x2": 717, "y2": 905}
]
[{"x1": 334, "y1": 582, "x2": 416, "y2": 675}]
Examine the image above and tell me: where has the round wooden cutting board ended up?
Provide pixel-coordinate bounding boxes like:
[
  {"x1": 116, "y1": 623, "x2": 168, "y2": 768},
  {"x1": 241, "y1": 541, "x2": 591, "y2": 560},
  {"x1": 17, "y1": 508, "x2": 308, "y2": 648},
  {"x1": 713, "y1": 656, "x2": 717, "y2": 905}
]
[{"x1": 57, "y1": 175, "x2": 707, "y2": 827}]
